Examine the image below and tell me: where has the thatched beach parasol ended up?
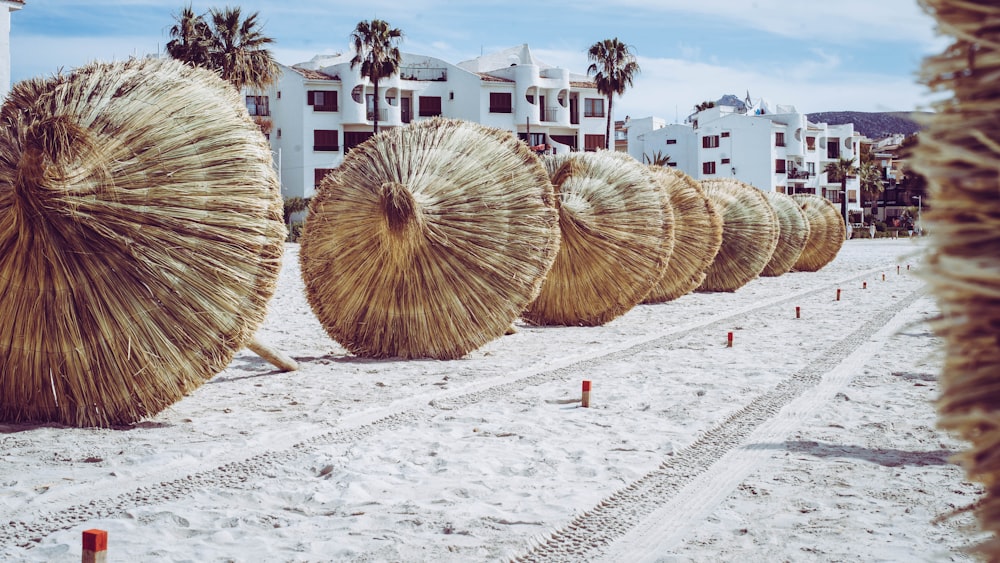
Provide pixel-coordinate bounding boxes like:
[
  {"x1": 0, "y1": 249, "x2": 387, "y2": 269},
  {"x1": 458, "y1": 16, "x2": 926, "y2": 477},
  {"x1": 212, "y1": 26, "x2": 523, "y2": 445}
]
[
  {"x1": 695, "y1": 179, "x2": 779, "y2": 292},
  {"x1": 299, "y1": 117, "x2": 560, "y2": 360},
  {"x1": 761, "y1": 191, "x2": 811, "y2": 277},
  {"x1": 643, "y1": 166, "x2": 723, "y2": 303},
  {"x1": 522, "y1": 151, "x2": 674, "y2": 326},
  {"x1": 789, "y1": 193, "x2": 846, "y2": 272},
  {"x1": 915, "y1": 0, "x2": 1000, "y2": 556},
  {"x1": 0, "y1": 58, "x2": 286, "y2": 427}
]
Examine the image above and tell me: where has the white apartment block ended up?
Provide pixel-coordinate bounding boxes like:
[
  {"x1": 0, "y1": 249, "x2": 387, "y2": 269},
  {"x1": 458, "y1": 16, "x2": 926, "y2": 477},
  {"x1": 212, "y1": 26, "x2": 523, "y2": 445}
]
[
  {"x1": 0, "y1": 0, "x2": 24, "y2": 98},
  {"x1": 249, "y1": 44, "x2": 608, "y2": 199},
  {"x1": 627, "y1": 100, "x2": 863, "y2": 218}
]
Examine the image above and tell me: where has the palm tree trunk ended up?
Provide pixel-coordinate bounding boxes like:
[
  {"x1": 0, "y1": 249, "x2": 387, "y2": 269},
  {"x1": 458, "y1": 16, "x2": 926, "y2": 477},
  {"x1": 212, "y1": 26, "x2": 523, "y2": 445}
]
[
  {"x1": 841, "y1": 179, "x2": 848, "y2": 238},
  {"x1": 605, "y1": 95, "x2": 613, "y2": 150},
  {"x1": 372, "y1": 78, "x2": 380, "y2": 134}
]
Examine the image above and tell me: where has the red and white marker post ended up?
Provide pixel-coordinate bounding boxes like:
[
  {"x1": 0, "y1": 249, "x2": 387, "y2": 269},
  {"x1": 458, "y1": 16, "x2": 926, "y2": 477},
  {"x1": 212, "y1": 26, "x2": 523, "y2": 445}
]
[
  {"x1": 795, "y1": 306, "x2": 801, "y2": 319},
  {"x1": 581, "y1": 380, "x2": 591, "y2": 408},
  {"x1": 82, "y1": 529, "x2": 107, "y2": 563},
  {"x1": 727, "y1": 331, "x2": 734, "y2": 347}
]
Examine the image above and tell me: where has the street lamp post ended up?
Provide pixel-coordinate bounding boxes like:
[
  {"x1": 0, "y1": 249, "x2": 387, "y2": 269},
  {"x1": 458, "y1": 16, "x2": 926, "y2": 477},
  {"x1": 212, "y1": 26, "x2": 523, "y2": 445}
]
[{"x1": 912, "y1": 195, "x2": 922, "y2": 235}]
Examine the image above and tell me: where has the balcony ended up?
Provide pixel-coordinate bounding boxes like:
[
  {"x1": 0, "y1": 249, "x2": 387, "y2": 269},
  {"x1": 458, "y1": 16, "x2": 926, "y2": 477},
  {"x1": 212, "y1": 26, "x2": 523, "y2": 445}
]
[
  {"x1": 399, "y1": 66, "x2": 447, "y2": 81},
  {"x1": 540, "y1": 106, "x2": 560, "y2": 122},
  {"x1": 787, "y1": 169, "x2": 811, "y2": 180},
  {"x1": 366, "y1": 108, "x2": 389, "y2": 122}
]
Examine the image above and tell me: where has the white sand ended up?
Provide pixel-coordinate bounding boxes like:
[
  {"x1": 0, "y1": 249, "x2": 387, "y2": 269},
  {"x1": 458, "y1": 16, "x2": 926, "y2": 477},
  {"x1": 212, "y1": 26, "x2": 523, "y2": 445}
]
[{"x1": 0, "y1": 238, "x2": 986, "y2": 562}]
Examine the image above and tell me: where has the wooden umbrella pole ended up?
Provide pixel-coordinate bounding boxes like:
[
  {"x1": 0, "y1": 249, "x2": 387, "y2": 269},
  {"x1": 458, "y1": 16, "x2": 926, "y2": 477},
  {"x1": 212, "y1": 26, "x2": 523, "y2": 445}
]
[{"x1": 247, "y1": 337, "x2": 298, "y2": 372}]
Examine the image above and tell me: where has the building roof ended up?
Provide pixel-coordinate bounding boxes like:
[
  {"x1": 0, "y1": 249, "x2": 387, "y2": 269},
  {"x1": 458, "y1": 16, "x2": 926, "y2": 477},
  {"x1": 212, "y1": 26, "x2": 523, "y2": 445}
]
[
  {"x1": 571, "y1": 80, "x2": 597, "y2": 89},
  {"x1": 478, "y1": 73, "x2": 514, "y2": 83},
  {"x1": 290, "y1": 67, "x2": 339, "y2": 81}
]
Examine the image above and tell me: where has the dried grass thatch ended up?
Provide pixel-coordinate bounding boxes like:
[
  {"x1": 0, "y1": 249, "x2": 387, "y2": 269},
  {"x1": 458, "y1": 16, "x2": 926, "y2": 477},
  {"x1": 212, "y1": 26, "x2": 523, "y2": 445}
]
[
  {"x1": 643, "y1": 166, "x2": 723, "y2": 303},
  {"x1": 522, "y1": 151, "x2": 674, "y2": 326},
  {"x1": 0, "y1": 58, "x2": 286, "y2": 427},
  {"x1": 790, "y1": 193, "x2": 846, "y2": 272},
  {"x1": 695, "y1": 179, "x2": 779, "y2": 292},
  {"x1": 914, "y1": 0, "x2": 1000, "y2": 556},
  {"x1": 761, "y1": 191, "x2": 811, "y2": 277},
  {"x1": 299, "y1": 117, "x2": 559, "y2": 360}
]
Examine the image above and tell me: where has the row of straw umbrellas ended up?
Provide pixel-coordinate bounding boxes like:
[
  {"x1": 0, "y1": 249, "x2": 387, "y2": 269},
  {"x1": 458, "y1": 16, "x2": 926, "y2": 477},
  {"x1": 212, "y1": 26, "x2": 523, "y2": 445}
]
[
  {"x1": 300, "y1": 117, "x2": 846, "y2": 360},
  {"x1": 0, "y1": 58, "x2": 844, "y2": 428}
]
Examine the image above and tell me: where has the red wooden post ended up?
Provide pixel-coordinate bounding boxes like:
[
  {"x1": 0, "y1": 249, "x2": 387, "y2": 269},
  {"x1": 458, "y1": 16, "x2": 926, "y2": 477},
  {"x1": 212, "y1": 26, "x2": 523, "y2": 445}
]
[
  {"x1": 83, "y1": 529, "x2": 107, "y2": 563},
  {"x1": 882, "y1": 273, "x2": 886, "y2": 281},
  {"x1": 795, "y1": 306, "x2": 801, "y2": 319},
  {"x1": 727, "y1": 331, "x2": 734, "y2": 347},
  {"x1": 836, "y1": 288, "x2": 842, "y2": 301},
  {"x1": 897, "y1": 265, "x2": 901, "y2": 274},
  {"x1": 863, "y1": 281, "x2": 867, "y2": 289},
  {"x1": 581, "y1": 380, "x2": 591, "y2": 408}
]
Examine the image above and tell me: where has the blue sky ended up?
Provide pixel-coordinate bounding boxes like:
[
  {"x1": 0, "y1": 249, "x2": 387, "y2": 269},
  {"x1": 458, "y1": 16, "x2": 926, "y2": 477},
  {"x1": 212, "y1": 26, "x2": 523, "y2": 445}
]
[{"x1": 11, "y1": 1, "x2": 945, "y2": 120}]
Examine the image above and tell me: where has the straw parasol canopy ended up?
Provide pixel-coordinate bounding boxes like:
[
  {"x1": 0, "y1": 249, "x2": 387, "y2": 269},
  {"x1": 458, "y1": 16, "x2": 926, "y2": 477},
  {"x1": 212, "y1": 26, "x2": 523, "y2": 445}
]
[
  {"x1": 522, "y1": 151, "x2": 674, "y2": 326},
  {"x1": 914, "y1": 0, "x2": 1000, "y2": 556},
  {"x1": 299, "y1": 117, "x2": 560, "y2": 360},
  {"x1": 643, "y1": 166, "x2": 723, "y2": 303},
  {"x1": 761, "y1": 191, "x2": 811, "y2": 277},
  {"x1": 695, "y1": 179, "x2": 779, "y2": 292},
  {"x1": 0, "y1": 58, "x2": 286, "y2": 427},
  {"x1": 789, "y1": 193, "x2": 846, "y2": 272}
]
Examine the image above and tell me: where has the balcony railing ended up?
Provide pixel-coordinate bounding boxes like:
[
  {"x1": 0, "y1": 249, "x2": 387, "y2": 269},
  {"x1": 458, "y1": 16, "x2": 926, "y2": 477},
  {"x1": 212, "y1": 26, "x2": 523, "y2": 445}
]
[
  {"x1": 540, "y1": 106, "x2": 559, "y2": 122},
  {"x1": 787, "y1": 169, "x2": 811, "y2": 180},
  {"x1": 366, "y1": 108, "x2": 389, "y2": 122},
  {"x1": 399, "y1": 66, "x2": 447, "y2": 81}
]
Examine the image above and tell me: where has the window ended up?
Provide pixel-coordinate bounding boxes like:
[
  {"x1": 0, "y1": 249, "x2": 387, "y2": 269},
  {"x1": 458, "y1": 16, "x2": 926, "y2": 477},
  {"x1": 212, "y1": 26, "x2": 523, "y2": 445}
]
[
  {"x1": 721, "y1": 158, "x2": 731, "y2": 164},
  {"x1": 584, "y1": 98, "x2": 604, "y2": 118},
  {"x1": 344, "y1": 131, "x2": 374, "y2": 154},
  {"x1": 584, "y1": 134, "x2": 605, "y2": 152},
  {"x1": 313, "y1": 130, "x2": 339, "y2": 151},
  {"x1": 307, "y1": 91, "x2": 338, "y2": 112},
  {"x1": 314, "y1": 168, "x2": 335, "y2": 188},
  {"x1": 246, "y1": 95, "x2": 269, "y2": 116},
  {"x1": 666, "y1": 139, "x2": 677, "y2": 145},
  {"x1": 807, "y1": 162, "x2": 816, "y2": 175},
  {"x1": 702, "y1": 135, "x2": 720, "y2": 149},
  {"x1": 775, "y1": 132, "x2": 785, "y2": 147},
  {"x1": 806, "y1": 137, "x2": 816, "y2": 151},
  {"x1": 827, "y1": 137, "x2": 840, "y2": 159},
  {"x1": 702, "y1": 161, "x2": 716, "y2": 175},
  {"x1": 490, "y1": 92, "x2": 513, "y2": 113},
  {"x1": 721, "y1": 131, "x2": 730, "y2": 138},
  {"x1": 848, "y1": 189, "x2": 857, "y2": 203},
  {"x1": 775, "y1": 159, "x2": 786, "y2": 173},
  {"x1": 418, "y1": 96, "x2": 442, "y2": 117},
  {"x1": 776, "y1": 185, "x2": 786, "y2": 194}
]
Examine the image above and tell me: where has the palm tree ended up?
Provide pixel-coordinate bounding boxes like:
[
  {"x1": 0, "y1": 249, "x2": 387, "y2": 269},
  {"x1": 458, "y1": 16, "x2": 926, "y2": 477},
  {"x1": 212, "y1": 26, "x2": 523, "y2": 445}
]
[
  {"x1": 587, "y1": 38, "x2": 640, "y2": 150},
  {"x1": 350, "y1": 19, "x2": 403, "y2": 134},
  {"x1": 694, "y1": 100, "x2": 716, "y2": 112},
  {"x1": 823, "y1": 156, "x2": 857, "y2": 235},
  {"x1": 643, "y1": 150, "x2": 672, "y2": 166},
  {"x1": 207, "y1": 6, "x2": 280, "y2": 91},
  {"x1": 167, "y1": 5, "x2": 280, "y2": 92},
  {"x1": 166, "y1": 4, "x2": 211, "y2": 68},
  {"x1": 859, "y1": 160, "x2": 884, "y2": 221}
]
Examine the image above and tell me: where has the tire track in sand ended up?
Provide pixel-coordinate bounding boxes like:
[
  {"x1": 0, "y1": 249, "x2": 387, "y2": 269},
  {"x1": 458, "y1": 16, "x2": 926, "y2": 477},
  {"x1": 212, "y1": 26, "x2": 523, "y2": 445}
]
[
  {"x1": 512, "y1": 286, "x2": 926, "y2": 562},
  {"x1": 0, "y1": 267, "x2": 896, "y2": 550}
]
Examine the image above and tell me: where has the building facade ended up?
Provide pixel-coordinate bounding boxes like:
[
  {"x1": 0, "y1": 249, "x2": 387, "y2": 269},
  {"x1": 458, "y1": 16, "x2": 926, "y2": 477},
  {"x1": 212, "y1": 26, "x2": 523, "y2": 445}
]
[
  {"x1": 627, "y1": 100, "x2": 863, "y2": 219},
  {"x1": 0, "y1": 0, "x2": 24, "y2": 98},
  {"x1": 251, "y1": 44, "x2": 606, "y2": 199}
]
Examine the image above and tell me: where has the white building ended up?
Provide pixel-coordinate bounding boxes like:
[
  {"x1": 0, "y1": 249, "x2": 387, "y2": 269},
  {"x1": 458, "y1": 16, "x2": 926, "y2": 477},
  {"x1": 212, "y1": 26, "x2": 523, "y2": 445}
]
[
  {"x1": 627, "y1": 98, "x2": 863, "y2": 219},
  {"x1": 0, "y1": 0, "x2": 24, "y2": 98},
  {"x1": 253, "y1": 44, "x2": 607, "y2": 199}
]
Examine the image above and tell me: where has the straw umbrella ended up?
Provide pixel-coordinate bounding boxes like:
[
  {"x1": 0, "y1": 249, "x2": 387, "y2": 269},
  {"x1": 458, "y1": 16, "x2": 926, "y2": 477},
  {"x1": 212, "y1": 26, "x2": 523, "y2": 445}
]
[
  {"x1": 522, "y1": 151, "x2": 673, "y2": 326},
  {"x1": 915, "y1": 0, "x2": 1000, "y2": 556},
  {"x1": 790, "y1": 193, "x2": 846, "y2": 272},
  {"x1": 643, "y1": 166, "x2": 723, "y2": 303},
  {"x1": 299, "y1": 117, "x2": 559, "y2": 360},
  {"x1": 696, "y1": 179, "x2": 779, "y2": 292},
  {"x1": 761, "y1": 191, "x2": 810, "y2": 277},
  {"x1": 0, "y1": 58, "x2": 286, "y2": 427}
]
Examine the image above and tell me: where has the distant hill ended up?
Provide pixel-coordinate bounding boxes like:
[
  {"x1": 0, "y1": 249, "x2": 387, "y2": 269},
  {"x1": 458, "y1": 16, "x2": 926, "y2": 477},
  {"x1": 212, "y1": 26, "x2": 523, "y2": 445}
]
[{"x1": 806, "y1": 111, "x2": 927, "y2": 139}]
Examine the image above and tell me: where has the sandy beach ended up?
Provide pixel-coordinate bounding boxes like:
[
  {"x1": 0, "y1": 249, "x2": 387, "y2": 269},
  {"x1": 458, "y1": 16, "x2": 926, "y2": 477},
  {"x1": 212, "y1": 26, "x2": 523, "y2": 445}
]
[{"x1": 0, "y1": 237, "x2": 985, "y2": 562}]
